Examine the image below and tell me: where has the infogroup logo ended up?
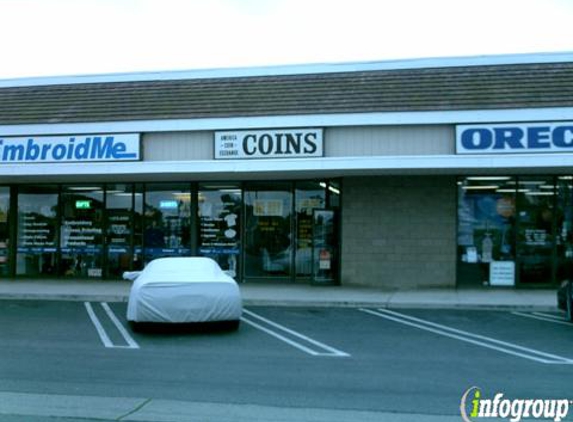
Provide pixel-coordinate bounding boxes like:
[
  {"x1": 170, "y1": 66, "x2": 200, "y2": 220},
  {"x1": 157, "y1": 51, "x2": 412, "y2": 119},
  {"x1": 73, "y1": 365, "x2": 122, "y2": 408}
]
[{"x1": 460, "y1": 387, "x2": 571, "y2": 422}]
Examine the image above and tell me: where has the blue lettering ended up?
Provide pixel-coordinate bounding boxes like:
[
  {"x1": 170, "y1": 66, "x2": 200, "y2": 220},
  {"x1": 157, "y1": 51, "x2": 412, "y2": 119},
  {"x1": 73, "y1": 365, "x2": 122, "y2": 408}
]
[
  {"x1": 493, "y1": 127, "x2": 524, "y2": 150},
  {"x1": 74, "y1": 138, "x2": 91, "y2": 159},
  {"x1": 25, "y1": 138, "x2": 40, "y2": 160},
  {"x1": 90, "y1": 136, "x2": 113, "y2": 159},
  {"x1": 41, "y1": 143, "x2": 52, "y2": 160},
  {"x1": 52, "y1": 144, "x2": 66, "y2": 160},
  {"x1": 527, "y1": 127, "x2": 551, "y2": 149},
  {"x1": 3, "y1": 143, "x2": 25, "y2": 161},
  {"x1": 553, "y1": 126, "x2": 573, "y2": 148},
  {"x1": 111, "y1": 141, "x2": 137, "y2": 159},
  {"x1": 66, "y1": 138, "x2": 75, "y2": 159},
  {"x1": 461, "y1": 129, "x2": 493, "y2": 150},
  {"x1": 0, "y1": 134, "x2": 137, "y2": 163}
]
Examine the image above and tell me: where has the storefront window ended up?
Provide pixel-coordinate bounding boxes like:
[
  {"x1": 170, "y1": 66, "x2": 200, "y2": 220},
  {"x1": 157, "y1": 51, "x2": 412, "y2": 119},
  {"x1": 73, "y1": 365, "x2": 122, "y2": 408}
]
[
  {"x1": 17, "y1": 186, "x2": 58, "y2": 276},
  {"x1": 143, "y1": 184, "x2": 191, "y2": 263},
  {"x1": 0, "y1": 187, "x2": 9, "y2": 276},
  {"x1": 557, "y1": 176, "x2": 573, "y2": 282},
  {"x1": 106, "y1": 184, "x2": 134, "y2": 278},
  {"x1": 60, "y1": 185, "x2": 104, "y2": 278},
  {"x1": 295, "y1": 182, "x2": 326, "y2": 276},
  {"x1": 516, "y1": 177, "x2": 556, "y2": 285},
  {"x1": 198, "y1": 184, "x2": 241, "y2": 278},
  {"x1": 244, "y1": 183, "x2": 292, "y2": 278},
  {"x1": 457, "y1": 177, "x2": 517, "y2": 286}
]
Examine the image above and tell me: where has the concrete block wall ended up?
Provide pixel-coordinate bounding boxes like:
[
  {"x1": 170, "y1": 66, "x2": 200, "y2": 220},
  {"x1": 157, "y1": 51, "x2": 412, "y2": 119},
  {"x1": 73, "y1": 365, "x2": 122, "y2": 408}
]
[{"x1": 341, "y1": 176, "x2": 456, "y2": 289}]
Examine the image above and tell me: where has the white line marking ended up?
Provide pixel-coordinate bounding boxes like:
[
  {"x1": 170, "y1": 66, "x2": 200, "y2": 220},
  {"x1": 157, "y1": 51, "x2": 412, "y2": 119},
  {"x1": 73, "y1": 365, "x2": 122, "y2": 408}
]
[
  {"x1": 101, "y1": 303, "x2": 140, "y2": 349},
  {"x1": 533, "y1": 311, "x2": 569, "y2": 322},
  {"x1": 512, "y1": 311, "x2": 573, "y2": 327},
  {"x1": 84, "y1": 302, "x2": 113, "y2": 348},
  {"x1": 241, "y1": 317, "x2": 323, "y2": 356},
  {"x1": 360, "y1": 308, "x2": 573, "y2": 364},
  {"x1": 242, "y1": 309, "x2": 349, "y2": 357}
]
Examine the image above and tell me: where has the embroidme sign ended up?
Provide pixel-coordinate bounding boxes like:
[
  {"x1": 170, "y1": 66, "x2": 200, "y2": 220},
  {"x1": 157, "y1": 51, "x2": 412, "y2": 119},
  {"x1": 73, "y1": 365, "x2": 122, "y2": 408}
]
[
  {"x1": 214, "y1": 128, "x2": 323, "y2": 160},
  {"x1": 456, "y1": 123, "x2": 573, "y2": 154},
  {"x1": 0, "y1": 134, "x2": 140, "y2": 163}
]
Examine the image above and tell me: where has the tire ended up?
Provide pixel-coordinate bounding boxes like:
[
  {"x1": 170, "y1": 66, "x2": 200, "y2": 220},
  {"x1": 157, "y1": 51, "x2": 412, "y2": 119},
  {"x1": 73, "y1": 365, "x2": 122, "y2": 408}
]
[{"x1": 225, "y1": 320, "x2": 240, "y2": 331}]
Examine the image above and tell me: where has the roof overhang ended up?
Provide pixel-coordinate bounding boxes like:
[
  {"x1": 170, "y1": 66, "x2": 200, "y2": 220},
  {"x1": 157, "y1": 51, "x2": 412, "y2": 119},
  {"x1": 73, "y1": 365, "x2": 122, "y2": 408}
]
[{"x1": 0, "y1": 154, "x2": 571, "y2": 183}]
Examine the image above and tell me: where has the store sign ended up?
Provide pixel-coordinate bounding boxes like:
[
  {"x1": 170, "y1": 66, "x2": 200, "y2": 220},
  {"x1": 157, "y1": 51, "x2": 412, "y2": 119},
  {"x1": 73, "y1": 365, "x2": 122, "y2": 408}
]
[
  {"x1": 75, "y1": 200, "x2": 92, "y2": 210},
  {"x1": 0, "y1": 134, "x2": 140, "y2": 163},
  {"x1": 489, "y1": 261, "x2": 515, "y2": 286},
  {"x1": 456, "y1": 122, "x2": 573, "y2": 154},
  {"x1": 214, "y1": 128, "x2": 323, "y2": 160}
]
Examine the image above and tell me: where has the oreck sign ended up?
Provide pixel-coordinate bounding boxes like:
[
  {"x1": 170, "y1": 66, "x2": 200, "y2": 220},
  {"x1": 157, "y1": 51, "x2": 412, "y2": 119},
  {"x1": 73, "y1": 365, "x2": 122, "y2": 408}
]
[
  {"x1": 214, "y1": 128, "x2": 323, "y2": 160},
  {"x1": 456, "y1": 122, "x2": 573, "y2": 154},
  {"x1": 0, "y1": 134, "x2": 140, "y2": 163}
]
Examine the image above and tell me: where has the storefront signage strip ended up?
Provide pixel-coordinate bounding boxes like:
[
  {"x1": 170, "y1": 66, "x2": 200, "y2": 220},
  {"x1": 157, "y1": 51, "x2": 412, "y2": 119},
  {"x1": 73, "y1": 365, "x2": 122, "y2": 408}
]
[
  {"x1": 214, "y1": 128, "x2": 323, "y2": 160},
  {"x1": 456, "y1": 122, "x2": 573, "y2": 154},
  {"x1": 0, "y1": 133, "x2": 140, "y2": 163}
]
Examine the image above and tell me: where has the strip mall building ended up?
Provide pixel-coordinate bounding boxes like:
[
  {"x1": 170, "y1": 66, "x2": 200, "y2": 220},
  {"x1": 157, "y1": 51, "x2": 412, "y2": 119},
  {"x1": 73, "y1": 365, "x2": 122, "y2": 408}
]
[{"x1": 0, "y1": 53, "x2": 572, "y2": 289}]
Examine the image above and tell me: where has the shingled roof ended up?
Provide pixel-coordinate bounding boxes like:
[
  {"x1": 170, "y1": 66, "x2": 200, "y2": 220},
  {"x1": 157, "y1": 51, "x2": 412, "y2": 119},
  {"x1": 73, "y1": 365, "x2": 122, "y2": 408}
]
[{"x1": 0, "y1": 60, "x2": 572, "y2": 125}]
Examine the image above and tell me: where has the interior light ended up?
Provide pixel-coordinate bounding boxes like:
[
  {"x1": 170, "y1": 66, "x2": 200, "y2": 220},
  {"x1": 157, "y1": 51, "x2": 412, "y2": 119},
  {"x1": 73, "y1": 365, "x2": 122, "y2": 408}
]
[
  {"x1": 466, "y1": 176, "x2": 511, "y2": 181},
  {"x1": 462, "y1": 185, "x2": 499, "y2": 190}
]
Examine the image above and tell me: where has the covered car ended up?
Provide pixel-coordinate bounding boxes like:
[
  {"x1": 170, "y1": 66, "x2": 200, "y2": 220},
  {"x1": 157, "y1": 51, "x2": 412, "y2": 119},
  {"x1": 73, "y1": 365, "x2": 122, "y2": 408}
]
[{"x1": 126, "y1": 257, "x2": 242, "y2": 329}]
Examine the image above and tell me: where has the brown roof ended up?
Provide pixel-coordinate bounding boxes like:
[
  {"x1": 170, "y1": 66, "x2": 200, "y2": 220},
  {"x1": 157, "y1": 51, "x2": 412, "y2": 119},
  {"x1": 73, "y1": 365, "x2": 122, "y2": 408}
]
[{"x1": 0, "y1": 62, "x2": 572, "y2": 125}]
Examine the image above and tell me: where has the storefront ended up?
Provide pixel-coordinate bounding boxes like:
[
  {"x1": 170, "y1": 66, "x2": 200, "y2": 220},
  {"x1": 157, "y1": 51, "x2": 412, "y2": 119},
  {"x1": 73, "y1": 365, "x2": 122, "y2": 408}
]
[{"x1": 0, "y1": 53, "x2": 572, "y2": 288}]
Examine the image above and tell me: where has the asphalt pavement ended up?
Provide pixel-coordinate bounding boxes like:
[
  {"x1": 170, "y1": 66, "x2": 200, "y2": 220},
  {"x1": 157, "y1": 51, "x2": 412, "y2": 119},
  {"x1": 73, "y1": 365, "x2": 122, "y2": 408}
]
[{"x1": 1, "y1": 303, "x2": 572, "y2": 422}]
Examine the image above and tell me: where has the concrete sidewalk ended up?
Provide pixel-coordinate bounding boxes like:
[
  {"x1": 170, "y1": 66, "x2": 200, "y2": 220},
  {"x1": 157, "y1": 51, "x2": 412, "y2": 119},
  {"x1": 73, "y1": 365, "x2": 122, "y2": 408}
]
[{"x1": 0, "y1": 279, "x2": 560, "y2": 311}]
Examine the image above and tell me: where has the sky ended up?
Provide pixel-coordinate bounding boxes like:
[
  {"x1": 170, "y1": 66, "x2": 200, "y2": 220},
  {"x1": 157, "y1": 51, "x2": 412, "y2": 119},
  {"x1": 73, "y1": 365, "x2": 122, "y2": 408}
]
[{"x1": 0, "y1": 0, "x2": 572, "y2": 80}]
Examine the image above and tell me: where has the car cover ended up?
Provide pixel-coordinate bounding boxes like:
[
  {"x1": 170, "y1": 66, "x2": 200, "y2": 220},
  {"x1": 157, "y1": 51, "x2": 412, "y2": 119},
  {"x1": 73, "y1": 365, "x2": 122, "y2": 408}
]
[{"x1": 127, "y1": 257, "x2": 242, "y2": 323}]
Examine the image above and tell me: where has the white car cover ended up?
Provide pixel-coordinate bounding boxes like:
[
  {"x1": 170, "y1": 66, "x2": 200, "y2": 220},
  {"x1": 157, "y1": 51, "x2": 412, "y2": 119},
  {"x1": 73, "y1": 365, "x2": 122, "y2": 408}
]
[{"x1": 126, "y1": 257, "x2": 242, "y2": 323}]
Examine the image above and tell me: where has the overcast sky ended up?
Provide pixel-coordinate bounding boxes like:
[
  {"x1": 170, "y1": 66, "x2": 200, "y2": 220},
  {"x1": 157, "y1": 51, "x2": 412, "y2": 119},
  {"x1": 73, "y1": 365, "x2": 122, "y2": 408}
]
[{"x1": 0, "y1": 0, "x2": 572, "y2": 79}]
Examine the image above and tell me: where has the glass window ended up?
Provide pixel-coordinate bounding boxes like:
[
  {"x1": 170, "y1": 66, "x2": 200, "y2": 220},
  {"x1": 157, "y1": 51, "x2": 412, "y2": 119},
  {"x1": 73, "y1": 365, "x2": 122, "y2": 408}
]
[
  {"x1": 244, "y1": 182, "x2": 292, "y2": 278},
  {"x1": 457, "y1": 177, "x2": 516, "y2": 286},
  {"x1": 198, "y1": 184, "x2": 241, "y2": 278},
  {"x1": 295, "y1": 182, "x2": 326, "y2": 276},
  {"x1": 0, "y1": 187, "x2": 9, "y2": 276},
  {"x1": 143, "y1": 184, "x2": 191, "y2": 263},
  {"x1": 60, "y1": 185, "x2": 104, "y2": 278},
  {"x1": 557, "y1": 176, "x2": 573, "y2": 282},
  {"x1": 17, "y1": 186, "x2": 59, "y2": 276},
  {"x1": 516, "y1": 177, "x2": 556, "y2": 285},
  {"x1": 106, "y1": 184, "x2": 134, "y2": 278}
]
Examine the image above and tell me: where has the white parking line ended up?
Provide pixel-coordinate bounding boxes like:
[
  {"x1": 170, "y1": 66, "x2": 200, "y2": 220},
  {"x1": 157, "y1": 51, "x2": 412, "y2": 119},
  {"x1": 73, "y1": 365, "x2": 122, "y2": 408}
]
[
  {"x1": 512, "y1": 311, "x2": 572, "y2": 327},
  {"x1": 101, "y1": 303, "x2": 140, "y2": 349},
  {"x1": 533, "y1": 311, "x2": 570, "y2": 322},
  {"x1": 84, "y1": 302, "x2": 139, "y2": 349},
  {"x1": 242, "y1": 309, "x2": 350, "y2": 357},
  {"x1": 360, "y1": 308, "x2": 573, "y2": 365}
]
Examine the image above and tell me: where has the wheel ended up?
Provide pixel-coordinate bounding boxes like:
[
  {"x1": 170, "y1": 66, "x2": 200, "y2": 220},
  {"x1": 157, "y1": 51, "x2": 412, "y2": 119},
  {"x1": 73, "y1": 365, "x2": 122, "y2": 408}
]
[{"x1": 222, "y1": 320, "x2": 241, "y2": 331}]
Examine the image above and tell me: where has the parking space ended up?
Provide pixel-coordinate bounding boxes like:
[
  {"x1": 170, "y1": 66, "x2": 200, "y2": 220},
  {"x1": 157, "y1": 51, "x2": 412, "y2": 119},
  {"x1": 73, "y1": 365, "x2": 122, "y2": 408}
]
[
  {"x1": 2, "y1": 301, "x2": 573, "y2": 364},
  {"x1": 2, "y1": 300, "x2": 573, "y2": 417}
]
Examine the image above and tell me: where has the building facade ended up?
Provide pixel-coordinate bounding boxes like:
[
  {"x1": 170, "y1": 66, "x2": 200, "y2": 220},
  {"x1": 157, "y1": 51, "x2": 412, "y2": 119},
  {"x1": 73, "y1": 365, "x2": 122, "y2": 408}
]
[{"x1": 0, "y1": 53, "x2": 572, "y2": 288}]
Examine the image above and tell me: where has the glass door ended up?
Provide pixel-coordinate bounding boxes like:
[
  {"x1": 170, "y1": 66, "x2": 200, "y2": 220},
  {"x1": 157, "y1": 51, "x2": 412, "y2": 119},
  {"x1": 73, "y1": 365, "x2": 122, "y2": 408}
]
[
  {"x1": 106, "y1": 184, "x2": 134, "y2": 278},
  {"x1": 516, "y1": 177, "x2": 556, "y2": 285},
  {"x1": 60, "y1": 185, "x2": 104, "y2": 278},
  {"x1": 244, "y1": 183, "x2": 292, "y2": 280},
  {"x1": 143, "y1": 184, "x2": 191, "y2": 264},
  {"x1": 198, "y1": 183, "x2": 241, "y2": 278}
]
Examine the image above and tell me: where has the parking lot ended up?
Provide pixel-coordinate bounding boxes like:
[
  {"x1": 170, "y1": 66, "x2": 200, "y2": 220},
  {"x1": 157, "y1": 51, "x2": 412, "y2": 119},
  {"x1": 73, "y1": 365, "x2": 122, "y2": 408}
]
[{"x1": 1, "y1": 300, "x2": 572, "y2": 421}]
